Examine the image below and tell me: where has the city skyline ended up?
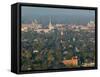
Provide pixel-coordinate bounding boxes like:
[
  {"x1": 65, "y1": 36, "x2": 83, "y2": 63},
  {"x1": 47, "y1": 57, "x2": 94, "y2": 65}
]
[{"x1": 21, "y1": 19, "x2": 95, "y2": 33}]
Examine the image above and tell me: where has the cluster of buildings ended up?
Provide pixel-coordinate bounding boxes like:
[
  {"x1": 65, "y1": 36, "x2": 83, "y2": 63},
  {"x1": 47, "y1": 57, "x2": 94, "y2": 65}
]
[
  {"x1": 21, "y1": 19, "x2": 42, "y2": 32},
  {"x1": 21, "y1": 19, "x2": 54, "y2": 33},
  {"x1": 66, "y1": 21, "x2": 95, "y2": 31},
  {"x1": 21, "y1": 19, "x2": 95, "y2": 33}
]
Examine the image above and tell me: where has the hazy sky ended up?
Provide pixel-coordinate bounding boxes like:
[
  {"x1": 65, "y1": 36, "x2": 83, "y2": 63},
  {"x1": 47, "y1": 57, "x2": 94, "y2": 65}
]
[{"x1": 21, "y1": 6, "x2": 95, "y2": 25}]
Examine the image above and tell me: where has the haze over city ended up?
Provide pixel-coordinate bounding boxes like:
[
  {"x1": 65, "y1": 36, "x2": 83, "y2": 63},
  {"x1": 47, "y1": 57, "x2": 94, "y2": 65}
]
[{"x1": 21, "y1": 6, "x2": 95, "y2": 26}]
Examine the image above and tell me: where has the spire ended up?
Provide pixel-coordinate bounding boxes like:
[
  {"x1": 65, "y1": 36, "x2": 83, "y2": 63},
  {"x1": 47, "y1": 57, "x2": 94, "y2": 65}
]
[
  {"x1": 48, "y1": 17, "x2": 54, "y2": 30},
  {"x1": 49, "y1": 17, "x2": 52, "y2": 27}
]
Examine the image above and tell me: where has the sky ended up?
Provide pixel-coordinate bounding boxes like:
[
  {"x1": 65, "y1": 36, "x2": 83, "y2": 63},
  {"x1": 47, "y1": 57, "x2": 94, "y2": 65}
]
[{"x1": 21, "y1": 6, "x2": 95, "y2": 26}]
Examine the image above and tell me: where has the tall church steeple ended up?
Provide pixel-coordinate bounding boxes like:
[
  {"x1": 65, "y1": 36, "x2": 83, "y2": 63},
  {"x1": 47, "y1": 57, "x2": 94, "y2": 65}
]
[
  {"x1": 49, "y1": 17, "x2": 52, "y2": 27},
  {"x1": 48, "y1": 17, "x2": 54, "y2": 30}
]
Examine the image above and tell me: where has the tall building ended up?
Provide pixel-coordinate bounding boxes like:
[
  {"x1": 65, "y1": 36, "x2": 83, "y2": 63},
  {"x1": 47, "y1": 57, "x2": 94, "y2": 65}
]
[{"x1": 32, "y1": 19, "x2": 42, "y2": 30}]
